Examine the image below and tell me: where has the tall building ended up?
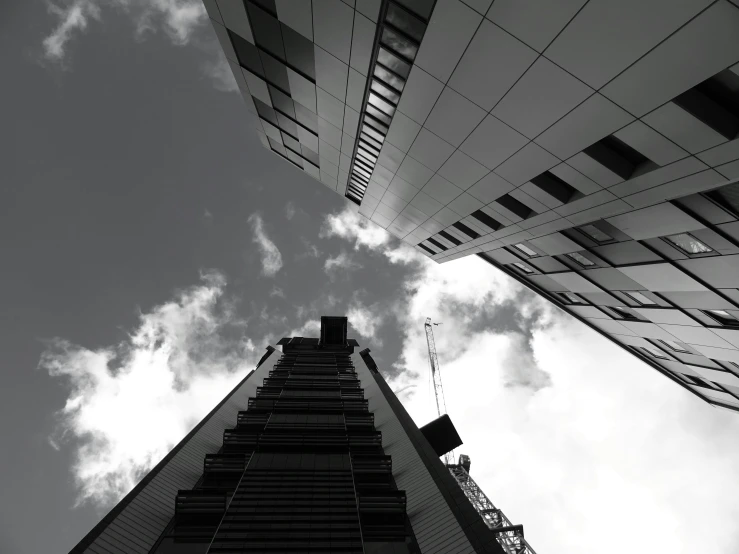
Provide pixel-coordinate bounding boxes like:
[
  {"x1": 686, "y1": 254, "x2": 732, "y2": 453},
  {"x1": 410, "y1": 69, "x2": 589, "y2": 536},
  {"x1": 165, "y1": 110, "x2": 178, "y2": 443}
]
[
  {"x1": 69, "y1": 317, "x2": 506, "y2": 553},
  {"x1": 206, "y1": 0, "x2": 739, "y2": 412}
]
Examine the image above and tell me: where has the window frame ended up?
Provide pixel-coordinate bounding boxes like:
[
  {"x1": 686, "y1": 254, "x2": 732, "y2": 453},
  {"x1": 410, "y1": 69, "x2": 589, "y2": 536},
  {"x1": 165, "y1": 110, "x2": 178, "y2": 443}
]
[
  {"x1": 578, "y1": 223, "x2": 616, "y2": 244},
  {"x1": 511, "y1": 262, "x2": 535, "y2": 275},
  {"x1": 703, "y1": 309, "x2": 739, "y2": 327},
  {"x1": 565, "y1": 251, "x2": 596, "y2": 268},
  {"x1": 662, "y1": 232, "x2": 715, "y2": 257},
  {"x1": 623, "y1": 291, "x2": 658, "y2": 306}
]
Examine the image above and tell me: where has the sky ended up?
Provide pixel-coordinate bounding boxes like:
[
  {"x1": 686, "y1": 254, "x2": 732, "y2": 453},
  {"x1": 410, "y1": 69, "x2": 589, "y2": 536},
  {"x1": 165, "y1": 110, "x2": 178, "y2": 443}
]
[{"x1": 3, "y1": 1, "x2": 739, "y2": 553}]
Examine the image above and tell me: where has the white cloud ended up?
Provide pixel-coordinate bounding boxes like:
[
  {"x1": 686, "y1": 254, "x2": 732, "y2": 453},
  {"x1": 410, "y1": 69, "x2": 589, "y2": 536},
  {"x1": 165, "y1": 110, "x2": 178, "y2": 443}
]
[
  {"x1": 347, "y1": 303, "x2": 383, "y2": 342},
  {"x1": 380, "y1": 254, "x2": 739, "y2": 554},
  {"x1": 285, "y1": 202, "x2": 296, "y2": 220},
  {"x1": 43, "y1": 1, "x2": 101, "y2": 62},
  {"x1": 288, "y1": 319, "x2": 321, "y2": 338},
  {"x1": 249, "y1": 213, "x2": 283, "y2": 277},
  {"x1": 323, "y1": 252, "x2": 362, "y2": 275},
  {"x1": 321, "y1": 207, "x2": 390, "y2": 251},
  {"x1": 40, "y1": 271, "x2": 263, "y2": 507},
  {"x1": 201, "y1": 50, "x2": 238, "y2": 93},
  {"x1": 269, "y1": 286, "x2": 285, "y2": 299}
]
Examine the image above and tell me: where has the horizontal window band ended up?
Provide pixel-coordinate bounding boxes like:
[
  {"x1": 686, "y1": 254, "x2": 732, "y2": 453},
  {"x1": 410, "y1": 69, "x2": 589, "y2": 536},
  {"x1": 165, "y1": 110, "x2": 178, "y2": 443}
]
[
  {"x1": 438, "y1": 230, "x2": 462, "y2": 246},
  {"x1": 360, "y1": 132, "x2": 383, "y2": 151},
  {"x1": 418, "y1": 243, "x2": 436, "y2": 255},
  {"x1": 356, "y1": 151, "x2": 378, "y2": 165},
  {"x1": 471, "y1": 210, "x2": 502, "y2": 231},
  {"x1": 358, "y1": 139, "x2": 381, "y2": 157},
  {"x1": 452, "y1": 221, "x2": 480, "y2": 240},
  {"x1": 427, "y1": 238, "x2": 448, "y2": 252}
]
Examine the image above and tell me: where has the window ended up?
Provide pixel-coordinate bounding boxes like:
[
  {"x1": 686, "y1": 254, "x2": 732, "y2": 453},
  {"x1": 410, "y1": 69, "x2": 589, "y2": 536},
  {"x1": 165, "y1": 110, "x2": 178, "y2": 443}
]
[
  {"x1": 673, "y1": 68, "x2": 739, "y2": 141},
  {"x1": 706, "y1": 182, "x2": 739, "y2": 217},
  {"x1": 557, "y1": 292, "x2": 585, "y2": 305},
  {"x1": 565, "y1": 252, "x2": 595, "y2": 267},
  {"x1": 624, "y1": 291, "x2": 656, "y2": 305},
  {"x1": 663, "y1": 233, "x2": 714, "y2": 255},
  {"x1": 418, "y1": 243, "x2": 436, "y2": 256},
  {"x1": 610, "y1": 306, "x2": 638, "y2": 320},
  {"x1": 471, "y1": 210, "x2": 502, "y2": 231},
  {"x1": 530, "y1": 171, "x2": 579, "y2": 204},
  {"x1": 427, "y1": 238, "x2": 447, "y2": 252},
  {"x1": 583, "y1": 135, "x2": 653, "y2": 180},
  {"x1": 704, "y1": 309, "x2": 739, "y2": 327},
  {"x1": 641, "y1": 345, "x2": 669, "y2": 360},
  {"x1": 659, "y1": 339, "x2": 690, "y2": 353},
  {"x1": 512, "y1": 262, "x2": 534, "y2": 274},
  {"x1": 438, "y1": 230, "x2": 461, "y2": 246},
  {"x1": 452, "y1": 221, "x2": 479, "y2": 240},
  {"x1": 579, "y1": 224, "x2": 614, "y2": 244},
  {"x1": 495, "y1": 194, "x2": 534, "y2": 219},
  {"x1": 513, "y1": 243, "x2": 537, "y2": 257}
]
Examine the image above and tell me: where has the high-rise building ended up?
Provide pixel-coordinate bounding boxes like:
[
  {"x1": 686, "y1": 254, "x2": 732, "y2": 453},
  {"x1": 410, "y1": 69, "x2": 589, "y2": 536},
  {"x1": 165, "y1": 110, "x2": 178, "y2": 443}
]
[
  {"x1": 206, "y1": 0, "x2": 739, "y2": 412},
  {"x1": 69, "y1": 317, "x2": 506, "y2": 553}
]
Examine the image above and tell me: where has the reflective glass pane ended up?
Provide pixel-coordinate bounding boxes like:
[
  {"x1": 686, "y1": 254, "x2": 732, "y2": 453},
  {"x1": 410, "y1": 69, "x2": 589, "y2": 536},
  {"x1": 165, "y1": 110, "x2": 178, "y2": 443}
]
[
  {"x1": 374, "y1": 65, "x2": 405, "y2": 92},
  {"x1": 364, "y1": 115, "x2": 389, "y2": 135},
  {"x1": 580, "y1": 224, "x2": 614, "y2": 243},
  {"x1": 377, "y1": 47, "x2": 411, "y2": 79},
  {"x1": 512, "y1": 262, "x2": 533, "y2": 274},
  {"x1": 643, "y1": 346, "x2": 668, "y2": 359},
  {"x1": 381, "y1": 27, "x2": 419, "y2": 62},
  {"x1": 566, "y1": 252, "x2": 595, "y2": 267},
  {"x1": 366, "y1": 104, "x2": 393, "y2": 126},
  {"x1": 386, "y1": 4, "x2": 426, "y2": 42},
  {"x1": 660, "y1": 340, "x2": 688, "y2": 353},
  {"x1": 665, "y1": 233, "x2": 713, "y2": 254},
  {"x1": 395, "y1": 0, "x2": 434, "y2": 20},
  {"x1": 371, "y1": 79, "x2": 401, "y2": 104},
  {"x1": 625, "y1": 291, "x2": 656, "y2": 305},
  {"x1": 514, "y1": 243, "x2": 537, "y2": 257},
  {"x1": 368, "y1": 92, "x2": 396, "y2": 116},
  {"x1": 362, "y1": 124, "x2": 385, "y2": 143}
]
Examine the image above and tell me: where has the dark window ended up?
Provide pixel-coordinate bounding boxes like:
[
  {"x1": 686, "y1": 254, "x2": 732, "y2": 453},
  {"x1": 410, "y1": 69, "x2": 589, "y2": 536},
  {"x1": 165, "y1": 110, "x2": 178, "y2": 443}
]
[
  {"x1": 610, "y1": 306, "x2": 638, "y2": 320},
  {"x1": 557, "y1": 292, "x2": 585, "y2": 304},
  {"x1": 471, "y1": 210, "x2": 502, "y2": 231},
  {"x1": 381, "y1": 26, "x2": 419, "y2": 62},
  {"x1": 281, "y1": 132, "x2": 300, "y2": 153},
  {"x1": 706, "y1": 182, "x2": 739, "y2": 217},
  {"x1": 452, "y1": 222, "x2": 479, "y2": 239},
  {"x1": 395, "y1": 0, "x2": 435, "y2": 20},
  {"x1": 530, "y1": 171, "x2": 579, "y2": 204},
  {"x1": 301, "y1": 146, "x2": 320, "y2": 167},
  {"x1": 377, "y1": 47, "x2": 411, "y2": 79},
  {"x1": 246, "y1": 2, "x2": 285, "y2": 61},
  {"x1": 260, "y1": 53, "x2": 291, "y2": 93},
  {"x1": 254, "y1": 98, "x2": 278, "y2": 127},
  {"x1": 419, "y1": 243, "x2": 436, "y2": 255},
  {"x1": 229, "y1": 31, "x2": 264, "y2": 76},
  {"x1": 703, "y1": 309, "x2": 739, "y2": 327},
  {"x1": 624, "y1": 291, "x2": 656, "y2": 306},
  {"x1": 512, "y1": 262, "x2": 534, "y2": 274},
  {"x1": 579, "y1": 224, "x2": 615, "y2": 243},
  {"x1": 641, "y1": 345, "x2": 670, "y2": 360},
  {"x1": 275, "y1": 112, "x2": 298, "y2": 138},
  {"x1": 583, "y1": 135, "x2": 652, "y2": 180},
  {"x1": 673, "y1": 68, "x2": 739, "y2": 140},
  {"x1": 281, "y1": 23, "x2": 316, "y2": 80},
  {"x1": 249, "y1": 0, "x2": 277, "y2": 16},
  {"x1": 495, "y1": 194, "x2": 534, "y2": 219},
  {"x1": 513, "y1": 243, "x2": 537, "y2": 257},
  {"x1": 565, "y1": 252, "x2": 595, "y2": 267},
  {"x1": 385, "y1": 3, "x2": 426, "y2": 42},
  {"x1": 663, "y1": 232, "x2": 714, "y2": 255},
  {"x1": 438, "y1": 230, "x2": 462, "y2": 246},
  {"x1": 427, "y1": 238, "x2": 448, "y2": 251},
  {"x1": 659, "y1": 339, "x2": 690, "y2": 353},
  {"x1": 294, "y1": 103, "x2": 318, "y2": 134},
  {"x1": 269, "y1": 85, "x2": 295, "y2": 118}
]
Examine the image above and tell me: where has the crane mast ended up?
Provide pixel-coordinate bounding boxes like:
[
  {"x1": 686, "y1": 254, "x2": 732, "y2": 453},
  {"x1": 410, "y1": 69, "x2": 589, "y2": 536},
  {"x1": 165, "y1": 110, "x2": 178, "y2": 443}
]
[
  {"x1": 424, "y1": 318, "x2": 452, "y2": 464},
  {"x1": 424, "y1": 318, "x2": 538, "y2": 554}
]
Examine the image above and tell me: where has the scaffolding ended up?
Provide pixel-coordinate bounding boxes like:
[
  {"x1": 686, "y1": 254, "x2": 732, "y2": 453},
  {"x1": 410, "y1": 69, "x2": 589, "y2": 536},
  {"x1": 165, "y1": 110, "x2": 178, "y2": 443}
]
[{"x1": 424, "y1": 318, "x2": 538, "y2": 554}]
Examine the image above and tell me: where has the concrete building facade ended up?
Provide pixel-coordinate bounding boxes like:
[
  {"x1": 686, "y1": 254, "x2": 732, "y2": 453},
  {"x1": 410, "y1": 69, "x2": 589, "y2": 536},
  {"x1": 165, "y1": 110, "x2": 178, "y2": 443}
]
[{"x1": 207, "y1": 0, "x2": 739, "y2": 412}]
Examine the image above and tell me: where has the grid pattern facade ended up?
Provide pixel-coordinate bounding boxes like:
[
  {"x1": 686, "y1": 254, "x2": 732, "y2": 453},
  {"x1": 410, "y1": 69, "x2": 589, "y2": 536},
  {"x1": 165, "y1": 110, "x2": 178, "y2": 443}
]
[
  {"x1": 208, "y1": 0, "x2": 739, "y2": 412},
  {"x1": 152, "y1": 340, "x2": 413, "y2": 553}
]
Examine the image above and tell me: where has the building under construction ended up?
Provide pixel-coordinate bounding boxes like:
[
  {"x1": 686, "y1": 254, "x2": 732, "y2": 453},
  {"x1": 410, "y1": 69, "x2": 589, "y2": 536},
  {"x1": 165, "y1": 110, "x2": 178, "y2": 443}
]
[{"x1": 67, "y1": 316, "x2": 511, "y2": 554}]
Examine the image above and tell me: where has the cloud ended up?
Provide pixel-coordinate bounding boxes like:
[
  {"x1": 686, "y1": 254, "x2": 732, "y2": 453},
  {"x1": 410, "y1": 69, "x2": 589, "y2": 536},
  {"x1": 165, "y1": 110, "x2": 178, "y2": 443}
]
[
  {"x1": 323, "y1": 252, "x2": 362, "y2": 276},
  {"x1": 285, "y1": 202, "x2": 296, "y2": 220},
  {"x1": 248, "y1": 213, "x2": 283, "y2": 277},
  {"x1": 43, "y1": 1, "x2": 101, "y2": 62},
  {"x1": 288, "y1": 319, "x2": 321, "y2": 338},
  {"x1": 347, "y1": 303, "x2": 383, "y2": 342},
  {"x1": 40, "y1": 271, "x2": 264, "y2": 507},
  {"x1": 269, "y1": 286, "x2": 285, "y2": 299},
  {"x1": 40, "y1": 0, "x2": 232, "y2": 90},
  {"x1": 321, "y1": 207, "x2": 390, "y2": 250}
]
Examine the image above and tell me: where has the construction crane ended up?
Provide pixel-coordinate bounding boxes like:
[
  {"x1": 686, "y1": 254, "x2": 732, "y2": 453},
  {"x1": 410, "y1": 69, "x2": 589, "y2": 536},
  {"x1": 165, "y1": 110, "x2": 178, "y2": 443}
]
[
  {"x1": 424, "y1": 317, "x2": 453, "y2": 464},
  {"x1": 424, "y1": 318, "x2": 538, "y2": 554}
]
